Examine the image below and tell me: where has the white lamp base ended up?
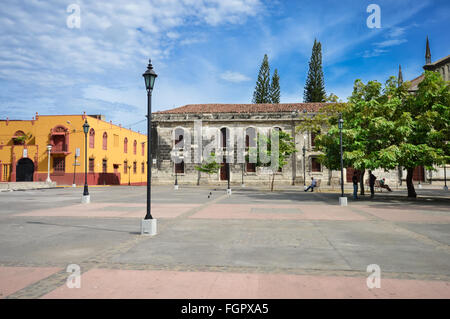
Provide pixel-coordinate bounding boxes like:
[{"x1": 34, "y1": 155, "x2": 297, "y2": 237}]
[
  {"x1": 82, "y1": 195, "x2": 90, "y2": 204},
  {"x1": 227, "y1": 188, "x2": 232, "y2": 195},
  {"x1": 339, "y1": 197, "x2": 348, "y2": 206},
  {"x1": 141, "y1": 219, "x2": 157, "y2": 236},
  {"x1": 444, "y1": 185, "x2": 448, "y2": 191},
  {"x1": 174, "y1": 185, "x2": 179, "y2": 190}
]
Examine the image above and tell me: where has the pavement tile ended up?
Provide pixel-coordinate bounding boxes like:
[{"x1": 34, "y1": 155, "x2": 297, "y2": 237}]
[
  {"x1": 0, "y1": 266, "x2": 61, "y2": 298},
  {"x1": 41, "y1": 268, "x2": 450, "y2": 299},
  {"x1": 15, "y1": 203, "x2": 200, "y2": 219},
  {"x1": 190, "y1": 204, "x2": 367, "y2": 220}
]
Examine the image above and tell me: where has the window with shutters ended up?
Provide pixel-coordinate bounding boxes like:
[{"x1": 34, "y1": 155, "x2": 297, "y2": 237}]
[
  {"x1": 102, "y1": 132, "x2": 108, "y2": 150},
  {"x1": 89, "y1": 129, "x2": 95, "y2": 148}
]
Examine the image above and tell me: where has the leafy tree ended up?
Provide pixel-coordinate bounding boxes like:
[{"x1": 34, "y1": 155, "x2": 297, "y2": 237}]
[
  {"x1": 195, "y1": 152, "x2": 221, "y2": 185},
  {"x1": 297, "y1": 71, "x2": 449, "y2": 198},
  {"x1": 252, "y1": 54, "x2": 271, "y2": 104},
  {"x1": 303, "y1": 39, "x2": 326, "y2": 102},
  {"x1": 250, "y1": 129, "x2": 296, "y2": 191},
  {"x1": 388, "y1": 71, "x2": 449, "y2": 197},
  {"x1": 270, "y1": 69, "x2": 280, "y2": 103}
]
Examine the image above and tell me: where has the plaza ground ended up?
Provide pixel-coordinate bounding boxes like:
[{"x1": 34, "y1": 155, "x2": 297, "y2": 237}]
[{"x1": 0, "y1": 185, "x2": 449, "y2": 298}]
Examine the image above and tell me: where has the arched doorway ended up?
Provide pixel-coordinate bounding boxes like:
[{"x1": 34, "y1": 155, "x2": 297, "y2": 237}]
[{"x1": 16, "y1": 158, "x2": 34, "y2": 181}]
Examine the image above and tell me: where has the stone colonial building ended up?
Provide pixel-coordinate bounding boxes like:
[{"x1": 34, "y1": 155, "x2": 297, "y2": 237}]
[
  {"x1": 151, "y1": 38, "x2": 448, "y2": 188},
  {"x1": 152, "y1": 103, "x2": 337, "y2": 186}
]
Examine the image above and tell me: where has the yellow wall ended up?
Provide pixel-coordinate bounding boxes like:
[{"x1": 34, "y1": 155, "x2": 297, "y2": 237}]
[{"x1": 0, "y1": 113, "x2": 148, "y2": 185}]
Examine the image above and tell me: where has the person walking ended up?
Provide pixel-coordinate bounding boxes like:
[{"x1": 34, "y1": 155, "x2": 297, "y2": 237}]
[
  {"x1": 352, "y1": 171, "x2": 359, "y2": 199},
  {"x1": 304, "y1": 177, "x2": 317, "y2": 192},
  {"x1": 369, "y1": 170, "x2": 377, "y2": 198}
]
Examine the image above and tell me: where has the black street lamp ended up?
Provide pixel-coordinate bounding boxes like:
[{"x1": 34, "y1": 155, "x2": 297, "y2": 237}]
[
  {"x1": 302, "y1": 144, "x2": 306, "y2": 188},
  {"x1": 142, "y1": 59, "x2": 157, "y2": 225},
  {"x1": 338, "y1": 113, "x2": 345, "y2": 204},
  {"x1": 175, "y1": 164, "x2": 178, "y2": 188},
  {"x1": 444, "y1": 164, "x2": 448, "y2": 191},
  {"x1": 82, "y1": 120, "x2": 90, "y2": 203},
  {"x1": 128, "y1": 165, "x2": 131, "y2": 186}
]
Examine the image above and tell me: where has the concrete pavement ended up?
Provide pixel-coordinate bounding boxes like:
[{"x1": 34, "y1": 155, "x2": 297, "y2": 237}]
[{"x1": 0, "y1": 186, "x2": 449, "y2": 298}]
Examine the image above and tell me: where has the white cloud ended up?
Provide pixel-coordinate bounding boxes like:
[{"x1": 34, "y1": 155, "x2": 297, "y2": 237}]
[{"x1": 220, "y1": 71, "x2": 251, "y2": 83}]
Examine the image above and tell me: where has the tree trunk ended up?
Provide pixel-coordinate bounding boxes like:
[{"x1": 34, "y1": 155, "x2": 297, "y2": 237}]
[
  {"x1": 271, "y1": 173, "x2": 275, "y2": 192},
  {"x1": 197, "y1": 171, "x2": 201, "y2": 186},
  {"x1": 406, "y1": 167, "x2": 417, "y2": 198},
  {"x1": 359, "y1": 169, "x2": 365, "y2": 196}
]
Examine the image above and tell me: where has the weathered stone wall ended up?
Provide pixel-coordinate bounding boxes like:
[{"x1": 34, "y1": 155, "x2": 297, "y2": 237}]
[{"x1": 151, "y1": 111, "x2": 448, "y2": 186}]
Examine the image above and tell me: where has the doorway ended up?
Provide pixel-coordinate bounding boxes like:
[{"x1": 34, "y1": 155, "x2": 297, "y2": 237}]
[{"x1": 16, "y1": 158, "x2": 34, "y2": 181}]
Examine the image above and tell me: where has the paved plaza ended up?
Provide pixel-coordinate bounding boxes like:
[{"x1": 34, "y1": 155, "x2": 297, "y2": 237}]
[{"x1": 0, "y1": 185, "x2": 449, "y2": 298}]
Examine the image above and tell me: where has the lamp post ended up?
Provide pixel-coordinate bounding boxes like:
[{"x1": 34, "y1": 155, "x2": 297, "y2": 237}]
[
  {"x1": 128, "y1": 165, "x2": 131, "y2": 186},
  {"x1": 302, "y1": 134, "x2": 307, "y2": 190},
  {"x1": 338, "y1": 113, "x2": 347, "y2": 206},
  {"x1": 141, "y1": 59, "x2": 158, "y2": 235},
  {"x1": 444, "y1": 164, "x2": 448, "y2": 191},
  {"x1": 46, "y1": 144, "x2": 52, "y2": 183},
  {"x1": 82, "y1": 120, "x2": 90, "y2": 204},
  {"x1": 174, "y1": 162, "x2": 178, "y2": 190}
]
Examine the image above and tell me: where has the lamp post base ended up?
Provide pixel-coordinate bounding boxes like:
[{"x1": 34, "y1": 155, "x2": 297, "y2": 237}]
[
  {"x1": 339, "y1": 197, "x2": 348, "y2": 206},
  {"x1": 241, "y1": 184, "x2": 245, "y2": 188},
  {"x1": 72, "y1": 184, "x2": 76, "y2": 187},
  {"x1": 82, "y1": 195, "x2": 90, "y2": 204},
  {"x1": 174, "y1": 185, "x2": 179, "y2": 190},
  {"x1": 226, "y1": 188, "x2": 232, "y2": 195},
  {"x1": 46, "y1": 178, "x2": 52, "y2": 183},
  {"x1": 444, "y1": 185, "x2": 448, "y2": 191},
  {"x1": 141, "y1": 219, "x2": 157, "y2": 236}
]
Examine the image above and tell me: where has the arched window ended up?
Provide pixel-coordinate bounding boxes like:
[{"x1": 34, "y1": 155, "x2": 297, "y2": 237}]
[
  {"x1": 12, "y1": 131, "x2": 26, "y2": 145},
  {"x1": 133, "y1": 140, "x2": 137, "y2": 155},
  {"x1": 245, "y1": 127, "x2": 256, "y2": 173},
  {"x1": 89, "y1": 128, "x2": 95, "y2": 148},
  {"x1": 220, "y1": 127, "x2": 230, "y2": 148},
  {"x1": 141, "y1": 143, "x2": 145, "y2": 156},
  {"x1": 124, "y1": 137, "x2": 128, "y2": 153},
  {"x1": 174, "y1": 128, "x2": 184, "y2": 149},
  {"x1": 102, "y1": 132, "x2": 108, "y2": 150}
]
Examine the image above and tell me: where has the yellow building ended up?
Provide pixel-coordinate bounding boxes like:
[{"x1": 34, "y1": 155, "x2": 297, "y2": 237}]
[{"x1": 0, "y1": 112, "x2": 148, "y2": 185}]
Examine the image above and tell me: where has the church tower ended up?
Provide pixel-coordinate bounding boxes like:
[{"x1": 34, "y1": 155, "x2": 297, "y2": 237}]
[{"x1": 425, "y1": 36, "x2": 431, "y2": 65}]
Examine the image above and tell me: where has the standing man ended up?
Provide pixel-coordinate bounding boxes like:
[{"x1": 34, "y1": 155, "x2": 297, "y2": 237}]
[
  {"x1": 369, "y1": 170, "x2": 377, "y2": 198},
  {"x1": 304, "y1": 177, "x2": 317, "y2": 192},
  {"x1": 352, "y1": 171, "x2": 359, "y2": 199}
]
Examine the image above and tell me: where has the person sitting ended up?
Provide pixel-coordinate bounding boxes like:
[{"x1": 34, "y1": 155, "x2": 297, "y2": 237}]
[
  {"x1": 304, "y1": 177, "x2": 317, "y2": 192},
  {"x1": 379, "y1": 178, "x2": 392, "y2": 192}
]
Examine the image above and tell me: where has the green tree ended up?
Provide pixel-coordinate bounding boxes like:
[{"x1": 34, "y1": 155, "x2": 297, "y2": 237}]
[
  {"x1": 270, "y1": 69, "x2": 280, "y2": 103},
  {"x1": 303, "y1": 39, "x2": 326, "y2": 102},
  {"x1": 390, "y1": 71, "x2": 450, "y2": 197},
  {"x1": 297, "y1": 71, "x2": 449, "y2": 198},
  {"x1": 195, "y1": 152, "x2": 221, "y2": 185},
  {"x1": 250, "y1": 129, "x2": 296, "y2": 191},
  {"x1": 252, "y1": 54, "x2": 271, "y2": 104}
]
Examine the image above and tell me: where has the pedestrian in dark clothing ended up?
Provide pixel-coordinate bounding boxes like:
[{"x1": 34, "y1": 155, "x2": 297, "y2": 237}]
[
  {"x1": 352, "y1": 171, "x2": 359, "y2": 199},
  {"x1": 369, "y1": 170, "x2": 377, "y2": 198}
]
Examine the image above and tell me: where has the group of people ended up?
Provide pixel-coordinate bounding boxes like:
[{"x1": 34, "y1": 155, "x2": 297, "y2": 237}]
[
  {"x1": 302, "y1": 171, "x2": 393, "y2": 198},
  {"x1": 352, "y1": 170, "x2": 392, "y2": 199}
]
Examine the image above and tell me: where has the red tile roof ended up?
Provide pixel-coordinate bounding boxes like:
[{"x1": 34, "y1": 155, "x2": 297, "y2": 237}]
[
  {"x1": 408, "y1": 74, "x2": 424, "y2": 92},
  {"x1": 155, "y1": 103, "x2": 329, "y2": 114}
]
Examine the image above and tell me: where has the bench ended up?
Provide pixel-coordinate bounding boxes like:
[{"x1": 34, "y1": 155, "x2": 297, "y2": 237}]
[{"x1": 365, "y1": 179, "x2": 383, "y2": 192}]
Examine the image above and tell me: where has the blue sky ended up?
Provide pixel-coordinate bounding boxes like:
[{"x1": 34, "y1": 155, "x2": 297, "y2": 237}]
[{"x1": 0, "y1": 0, "x2": 449, "y2": 132}]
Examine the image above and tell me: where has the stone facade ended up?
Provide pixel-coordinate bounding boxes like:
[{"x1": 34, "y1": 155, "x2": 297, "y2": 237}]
[{"x1": 151, "y1": 102, "x2": 448, "y2": 188}]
